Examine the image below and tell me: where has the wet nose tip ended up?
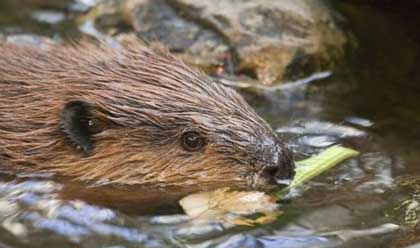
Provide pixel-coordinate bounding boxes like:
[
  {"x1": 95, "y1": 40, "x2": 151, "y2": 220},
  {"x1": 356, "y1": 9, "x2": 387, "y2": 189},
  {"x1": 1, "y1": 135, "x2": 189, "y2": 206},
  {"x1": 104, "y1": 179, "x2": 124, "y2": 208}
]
[
  {"x1": 281, "y1": 158, "x2": 295, "y2": 180},
  {"x1": 262, "y1": 147, "x2": 295, "y2": 183},
  {"x1": 262, "y1": 160, "x2": 295, "y2": 181}
]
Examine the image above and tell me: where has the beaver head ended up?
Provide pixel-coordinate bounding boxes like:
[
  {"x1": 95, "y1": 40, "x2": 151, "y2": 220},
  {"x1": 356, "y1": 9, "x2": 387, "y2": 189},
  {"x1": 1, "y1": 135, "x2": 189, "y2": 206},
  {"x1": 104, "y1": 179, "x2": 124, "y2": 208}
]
[{"x1": 0, "y1": 40, "x2": 294, "y2": 191}]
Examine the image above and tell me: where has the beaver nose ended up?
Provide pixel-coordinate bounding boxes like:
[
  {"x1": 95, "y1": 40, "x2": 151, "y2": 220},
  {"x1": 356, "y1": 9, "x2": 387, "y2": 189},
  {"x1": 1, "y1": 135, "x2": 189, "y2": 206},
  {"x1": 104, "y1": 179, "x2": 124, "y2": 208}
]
[{"x1": 262, "y1": 145, "x2": 295, "y2": 184}]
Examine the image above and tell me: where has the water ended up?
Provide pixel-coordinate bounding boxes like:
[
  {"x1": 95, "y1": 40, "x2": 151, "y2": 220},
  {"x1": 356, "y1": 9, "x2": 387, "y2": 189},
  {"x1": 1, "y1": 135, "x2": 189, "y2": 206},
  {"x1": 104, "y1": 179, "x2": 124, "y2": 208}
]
[{"x1": 0, "y1": 1, "x2": 419, "y2": 247}]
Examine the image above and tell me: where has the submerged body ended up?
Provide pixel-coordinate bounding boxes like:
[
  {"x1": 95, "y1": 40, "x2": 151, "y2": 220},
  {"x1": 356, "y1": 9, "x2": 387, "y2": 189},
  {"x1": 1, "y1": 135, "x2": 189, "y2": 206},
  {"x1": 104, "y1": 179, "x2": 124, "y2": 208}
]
[{"x1": 0, "y1": 41, "x2": 294, "y2": 191}]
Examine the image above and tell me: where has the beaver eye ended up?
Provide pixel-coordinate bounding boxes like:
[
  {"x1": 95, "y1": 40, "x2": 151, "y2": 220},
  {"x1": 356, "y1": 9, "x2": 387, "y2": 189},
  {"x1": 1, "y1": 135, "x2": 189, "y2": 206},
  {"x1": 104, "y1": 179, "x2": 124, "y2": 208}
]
[{"x1": 181, "y1": 131, "x2": 205, "y2": 152}]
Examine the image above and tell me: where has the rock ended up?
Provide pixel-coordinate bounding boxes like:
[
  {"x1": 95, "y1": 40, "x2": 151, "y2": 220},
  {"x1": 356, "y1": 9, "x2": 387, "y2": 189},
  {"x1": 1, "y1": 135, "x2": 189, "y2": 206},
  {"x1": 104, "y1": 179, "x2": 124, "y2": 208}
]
[
  {"x1": 167, "y1": 0, "x2": 349, "y2": 84},
  {"x1": 79, "y1": 0, "x2": 350, "y2": 84},
  {"x1": 78, "y1": 0, "x2": 229, "y2": 74},
  {"x1": 130, "y1": 0, "x2": 229, "y2": 75}
]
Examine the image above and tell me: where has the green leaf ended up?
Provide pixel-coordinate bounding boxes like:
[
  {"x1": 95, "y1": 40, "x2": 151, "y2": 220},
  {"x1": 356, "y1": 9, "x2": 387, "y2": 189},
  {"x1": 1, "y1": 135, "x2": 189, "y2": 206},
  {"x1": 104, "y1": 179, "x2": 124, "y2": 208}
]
[{"x1": 277, "y1": 145, "x2": 359, "y2": 197}]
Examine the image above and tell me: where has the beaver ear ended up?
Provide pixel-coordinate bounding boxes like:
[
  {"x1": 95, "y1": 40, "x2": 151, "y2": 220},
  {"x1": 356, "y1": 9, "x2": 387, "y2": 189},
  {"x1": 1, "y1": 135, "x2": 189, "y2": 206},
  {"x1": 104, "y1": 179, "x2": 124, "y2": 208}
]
[{"x1": 60, "y1": 100, "x2": 96, "y2": 153}]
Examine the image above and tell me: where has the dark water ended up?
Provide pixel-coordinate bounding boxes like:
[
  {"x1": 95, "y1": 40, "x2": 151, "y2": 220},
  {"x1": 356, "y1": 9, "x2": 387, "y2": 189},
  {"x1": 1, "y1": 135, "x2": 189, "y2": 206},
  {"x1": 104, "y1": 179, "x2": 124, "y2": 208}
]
[{"x1": 0, "y1": 1, "x2": 419, "y2": 247}]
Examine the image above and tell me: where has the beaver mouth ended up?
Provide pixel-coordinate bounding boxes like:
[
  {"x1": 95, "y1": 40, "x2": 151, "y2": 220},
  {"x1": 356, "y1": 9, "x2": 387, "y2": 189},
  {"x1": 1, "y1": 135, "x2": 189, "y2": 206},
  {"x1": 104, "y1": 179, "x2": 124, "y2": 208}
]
[{"x1": 250, "y1": 171, "x2": 293, "y2": 192}]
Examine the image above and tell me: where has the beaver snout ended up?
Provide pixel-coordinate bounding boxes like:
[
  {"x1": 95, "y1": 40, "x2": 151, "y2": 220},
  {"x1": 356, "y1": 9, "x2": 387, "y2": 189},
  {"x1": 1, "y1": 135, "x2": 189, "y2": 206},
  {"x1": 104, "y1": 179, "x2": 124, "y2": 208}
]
[{"x1": 261, "y1": 142, "x2": 295, "y2": 186}]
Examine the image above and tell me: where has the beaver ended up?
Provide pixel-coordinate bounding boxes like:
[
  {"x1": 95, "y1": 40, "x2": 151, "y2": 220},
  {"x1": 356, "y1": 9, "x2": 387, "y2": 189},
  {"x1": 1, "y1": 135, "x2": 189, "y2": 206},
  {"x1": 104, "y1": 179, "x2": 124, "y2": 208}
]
[{"x1": 0, "y1": 40, "x2": 294, "y2": 191}]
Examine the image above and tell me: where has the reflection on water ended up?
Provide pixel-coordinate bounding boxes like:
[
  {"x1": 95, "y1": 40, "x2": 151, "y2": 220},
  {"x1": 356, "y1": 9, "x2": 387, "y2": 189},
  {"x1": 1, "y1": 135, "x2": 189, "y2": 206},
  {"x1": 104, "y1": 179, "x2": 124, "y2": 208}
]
[
  {"x1": 0, "y1": 176, "x2": 168, "y2": 247},
  {"x1": 0, "y1": 0, "x2": 419, "y2": 247}
]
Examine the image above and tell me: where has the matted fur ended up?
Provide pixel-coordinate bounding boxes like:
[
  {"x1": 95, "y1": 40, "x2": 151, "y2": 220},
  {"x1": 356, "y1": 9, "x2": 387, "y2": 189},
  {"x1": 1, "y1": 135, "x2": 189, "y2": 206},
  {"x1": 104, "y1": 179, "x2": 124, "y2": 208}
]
[{"x1": 0, "y1": 40, "x2": 293, "y2": 190}]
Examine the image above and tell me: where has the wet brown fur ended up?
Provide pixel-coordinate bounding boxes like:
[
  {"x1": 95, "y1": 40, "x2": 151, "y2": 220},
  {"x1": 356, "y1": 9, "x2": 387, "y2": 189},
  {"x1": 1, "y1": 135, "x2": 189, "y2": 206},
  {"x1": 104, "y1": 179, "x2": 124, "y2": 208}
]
[{"x1": 0, "y1": 40, "x2": 293, "y2": 190}]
